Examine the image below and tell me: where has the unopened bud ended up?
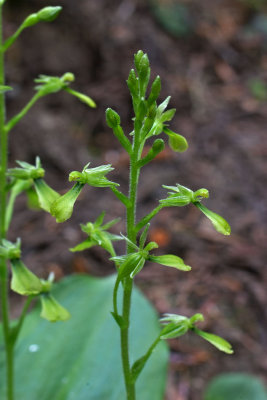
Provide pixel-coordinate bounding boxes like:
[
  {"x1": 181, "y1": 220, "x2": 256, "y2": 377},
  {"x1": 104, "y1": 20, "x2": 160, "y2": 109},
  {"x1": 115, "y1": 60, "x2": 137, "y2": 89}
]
[
  {"x1": 106, "y1": 108, "x2": 121, "y2": 129},
  {"x1": 37, "y1": 6, "x2": 62, "y2": 22}
]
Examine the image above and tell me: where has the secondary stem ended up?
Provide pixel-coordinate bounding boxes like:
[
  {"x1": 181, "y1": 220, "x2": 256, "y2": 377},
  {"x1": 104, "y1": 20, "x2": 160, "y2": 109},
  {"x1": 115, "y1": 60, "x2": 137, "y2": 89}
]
[
  {"x1": 0, "y1": 5, "x2": 14, "y2": 400},
  {"x1": 5, "y1": 92, "x2": 41, "y2": 133}
]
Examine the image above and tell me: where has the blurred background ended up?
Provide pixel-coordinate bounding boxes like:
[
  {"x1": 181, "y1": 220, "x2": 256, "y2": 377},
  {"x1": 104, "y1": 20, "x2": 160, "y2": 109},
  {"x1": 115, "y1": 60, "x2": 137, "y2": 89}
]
[{"x1": 4, "y1": 0, "x2": 267, "y2": 398}]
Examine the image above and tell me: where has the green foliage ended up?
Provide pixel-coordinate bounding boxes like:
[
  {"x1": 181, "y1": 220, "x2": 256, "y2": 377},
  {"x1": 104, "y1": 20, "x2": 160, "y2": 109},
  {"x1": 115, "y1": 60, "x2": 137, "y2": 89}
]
[
  {"x1": 0, "y1": 275, "x2": 169, "y2": 400},
  {"x1": 204, "y1": 373, "x2": 267, "y2": 400}
]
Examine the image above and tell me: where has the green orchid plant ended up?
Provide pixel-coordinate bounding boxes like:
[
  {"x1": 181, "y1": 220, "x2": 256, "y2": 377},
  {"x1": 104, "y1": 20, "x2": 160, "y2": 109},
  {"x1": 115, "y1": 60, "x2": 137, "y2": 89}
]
[
  {"x1": 0, "y1": 1, "x2": 233, "y2": 399},
  {"x1": 22, "y1": 50, "x2": 230, "y2": 399}
]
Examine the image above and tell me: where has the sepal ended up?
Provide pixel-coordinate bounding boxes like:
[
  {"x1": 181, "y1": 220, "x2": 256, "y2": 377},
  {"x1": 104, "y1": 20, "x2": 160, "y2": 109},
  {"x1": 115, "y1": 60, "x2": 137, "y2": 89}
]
[
  {"x1": 192, "y1": 328, "x2": 233, "y2": 354},
  {"x1": 7, "y1": 157, "x2": 44, "y2": 180},
  {"x1": 194, "y1": 202, "x2": 231, "y2": 236},
  {"x1": 0, "y1": 238, "x2": 21, "y2": 260},
  {"x1": 40, "y1": 293, "x2": 70, "y2": 322},
  {"x1": 64, "y1": 87, "x2": 96, "y2": 108},
  {"x1": 10, "y1": 258, "x2": 42, "y2": 296},
  {"x1": 34, "y1": 178, "x2": 60, "y2": 213},
  {"x1": 50, "y1": 182, "x2": 84, "y2": 223},
  {"x1": 148, "y1": 254, "x2": 191, "y2": 271}
]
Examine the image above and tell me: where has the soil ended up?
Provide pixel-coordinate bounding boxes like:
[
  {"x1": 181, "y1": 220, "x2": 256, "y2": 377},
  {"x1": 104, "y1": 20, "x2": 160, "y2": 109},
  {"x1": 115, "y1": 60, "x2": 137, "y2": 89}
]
[{"x1": 3, "y1": 0, "x2": 267, "y2": 399}]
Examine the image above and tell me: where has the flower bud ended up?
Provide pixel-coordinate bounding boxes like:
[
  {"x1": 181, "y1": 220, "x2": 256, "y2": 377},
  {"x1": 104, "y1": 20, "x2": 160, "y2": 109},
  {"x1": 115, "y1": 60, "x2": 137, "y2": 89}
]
[
  {"x1": 34, "y1": 178, "x2": 60, "y2": 213},
  {"x1": 127, "y1": 69, "x2": 139, "y2": 98},
  {"x1": 134, "y1": 50, "x2": 144, "y2": 70},
  {"x1": 22, "y1": 14, "x2": 39, "y2": 29},
  {"x1": 152, "y1": 138, "x2": 165, "y2": 154},
  {"x1": 37, "y1": 6, "x2": 62, "y2": 22},
  {"x1": 40, "y1": 294, "x2": 70, "y2": 322},
  {"x1": 61, "y1": 72, "x2": 75, "y2": 83},
  {"x1": 50, "y1": 182, "x2": 84, "y2": 223},
  {"x1": 10, "y1": 259, "x2": 42, "y2": 296},
  {"x1": 137, "y1": 100, "x2": 147, "y2": 121},
  {"x1": 106, "y1": 108, "x2": 121, "y2": 129},
  {"x1": 163, "y1": 127, "x2": 188, "y2": 152},
  {"x1": 147, "y1": 76, "x2": 161, "y2": 106}
]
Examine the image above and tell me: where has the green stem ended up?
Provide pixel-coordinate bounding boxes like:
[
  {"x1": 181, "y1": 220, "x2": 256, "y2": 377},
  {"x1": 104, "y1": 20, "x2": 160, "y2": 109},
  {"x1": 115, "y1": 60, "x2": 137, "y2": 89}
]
[
  {"x1": 2, "y1": 24, "x2": 24, "y2": 52},
  {"x1": 131, "y1": 335, "x2": 161, "y2": 382},
  {"x1": 119, "y1": 120, "x2": 143, "y2": 400},
  {"x1": 110, "y1": 187, "x2": 131, "y2": 208},
  {"x1": 135, "y1": 204, "x2": 163, "y2": 233},
  {"x1": 112, "y1": 276, "x2": 120, "y2": 320},
  {"x1": 5, "y1": 92, "x2": 41, "y2": 134},
  {"x1": 0, "y1": 5, "x2": 14, "y2": 399},
  {"x1": 11, "y1": 296, "x2": 33, "y2": 345}
]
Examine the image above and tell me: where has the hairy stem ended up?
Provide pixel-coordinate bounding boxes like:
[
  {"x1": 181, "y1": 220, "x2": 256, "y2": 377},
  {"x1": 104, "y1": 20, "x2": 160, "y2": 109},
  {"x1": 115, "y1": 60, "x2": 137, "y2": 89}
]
[
  {"x1": 0, "y1": 5, "x2": 14, "y2": 400},
  {"x1": 135, "y1": 204, "x2": 164, "y2": 234},
  {"x1": 120, "y1": 120, "x2": 143, "y2": 400}
]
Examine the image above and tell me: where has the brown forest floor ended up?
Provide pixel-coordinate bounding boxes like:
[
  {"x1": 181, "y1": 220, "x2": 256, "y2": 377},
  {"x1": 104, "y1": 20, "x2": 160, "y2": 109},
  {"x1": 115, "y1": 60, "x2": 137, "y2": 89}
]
[{"x1": 4, "y1": 0, "x2": 267, "y2": 399}]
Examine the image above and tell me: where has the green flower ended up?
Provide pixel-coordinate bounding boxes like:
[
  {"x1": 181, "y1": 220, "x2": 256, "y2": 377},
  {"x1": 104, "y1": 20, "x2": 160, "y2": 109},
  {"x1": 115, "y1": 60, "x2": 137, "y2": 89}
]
[
  {"x1": 69, "y1": 163, "x2": 119, "y2": 188},
  {"x1": 160, "y1": 313, "x2": 233, "y2": 354},
  {"x1": 70, "y1": 212, "x2": 121, "y2": 257},
  {"x1": 7, "y1": 157, "x2": 44, "y2": 180}
]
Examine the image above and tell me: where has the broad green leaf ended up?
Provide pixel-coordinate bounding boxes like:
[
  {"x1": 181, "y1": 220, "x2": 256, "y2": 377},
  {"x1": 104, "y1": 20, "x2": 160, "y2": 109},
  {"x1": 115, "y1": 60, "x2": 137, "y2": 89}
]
[
  {"x1": 204, "y1": 373, "x2": 267, "y2": 400},
  {"x1": 0, "y1": 275, "x2": 168, "y2": 400}
]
